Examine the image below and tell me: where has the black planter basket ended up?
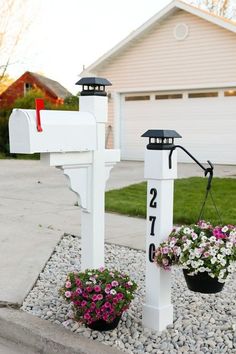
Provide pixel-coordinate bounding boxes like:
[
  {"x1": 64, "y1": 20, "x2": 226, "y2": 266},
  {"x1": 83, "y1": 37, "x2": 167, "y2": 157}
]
[
  {"x1": 183, "y1": 269, "x2": 225, "y2": 294},
  {"x1": 87, "y1": 316, "x2": 121, "y2": 331}
]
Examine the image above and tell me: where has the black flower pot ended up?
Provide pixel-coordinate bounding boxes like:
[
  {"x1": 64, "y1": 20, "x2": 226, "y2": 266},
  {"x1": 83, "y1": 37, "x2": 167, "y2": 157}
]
[
  {"x1": 183, "y1": 269, "x2": 225, "y2": 294},
  {"x1": 87, "y1": 316, "x2": 121, "y2": 331}
]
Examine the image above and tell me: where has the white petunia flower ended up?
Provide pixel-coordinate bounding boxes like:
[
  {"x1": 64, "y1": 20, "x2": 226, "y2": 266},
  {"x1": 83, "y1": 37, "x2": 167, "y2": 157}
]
[
  {"x1": 209, "y1": 248, "x2": 217, "y2": 257},
  {"x1": 191, "y1": 261, "x2": 199, "y2": 269},
  {"x1": 226, "y1": 242, "x2": 233, "y2": 249},
  {"x1": 210, "y1": 236, "x2": 216, "y2": 242},
  {"x1": 198, "y1": 267, "x2": 206, "y2": 272},
  {"x1": 220, "y1": 259, "x2": 226, "y2": 266},
  {"x1": 199, "y1": 242, "x2": 207, "y2": 248},
  {"x1": 228, "y1": 264, "x2": 235, "y2": 272},
  {"x1": 218, "y1": 278, "x2": 226, "y2": 283},
  {"x1": 200, "y1": 233, "x2": 207, "y2": 239},
  {"x1": 222, "y1": 226, "x2": 228, "y2": 233},
  {"x1": 210, "y1": 257, "x2": 217, "y2": 264},
  {"x1": 225, "y1": 248, "x2": 232, "y2": 255}
]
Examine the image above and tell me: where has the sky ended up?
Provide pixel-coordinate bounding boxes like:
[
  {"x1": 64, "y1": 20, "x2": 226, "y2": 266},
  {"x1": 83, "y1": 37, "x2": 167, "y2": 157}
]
[{"x1": 6, "y1": 0, "x2": 173, "y2": 94}]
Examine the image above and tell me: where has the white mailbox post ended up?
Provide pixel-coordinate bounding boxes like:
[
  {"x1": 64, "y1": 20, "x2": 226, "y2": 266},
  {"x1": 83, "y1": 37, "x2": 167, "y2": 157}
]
[
  {"x1": 141, "y1": 130, "x2": 181, "y2": 332},
  {"x1": 9, "y1": 77, "x2": 120, "y2": 271}
]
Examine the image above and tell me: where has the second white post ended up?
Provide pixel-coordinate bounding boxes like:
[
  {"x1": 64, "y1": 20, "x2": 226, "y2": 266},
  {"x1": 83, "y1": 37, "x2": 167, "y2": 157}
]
[{"x1": 142, "y1": 130, "x2": 181, "y2": 331}]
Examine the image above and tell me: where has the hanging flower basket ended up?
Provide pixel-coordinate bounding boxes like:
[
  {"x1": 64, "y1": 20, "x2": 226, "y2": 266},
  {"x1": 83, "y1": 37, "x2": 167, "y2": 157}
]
[
  {"x1": 154, "y1": 221, "x2": 236, "y2": 293},
  {"x1": 60, "y1": 267, "x2": 137, "y2": 331}
]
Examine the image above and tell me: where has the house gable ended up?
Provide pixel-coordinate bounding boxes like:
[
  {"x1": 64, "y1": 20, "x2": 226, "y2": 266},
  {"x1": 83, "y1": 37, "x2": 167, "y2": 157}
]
[
  {"x1": 82, "y1": 0, "x2": 236, "y2": 77},
  {"x1": 93, "y1": 9, "x2": 236, "y2": 90}
]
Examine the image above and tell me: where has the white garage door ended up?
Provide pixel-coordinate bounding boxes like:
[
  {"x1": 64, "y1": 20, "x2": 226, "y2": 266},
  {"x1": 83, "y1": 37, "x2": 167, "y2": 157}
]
[{"x1": 120, "y1": 89, "x2": 236, "y2": 164}]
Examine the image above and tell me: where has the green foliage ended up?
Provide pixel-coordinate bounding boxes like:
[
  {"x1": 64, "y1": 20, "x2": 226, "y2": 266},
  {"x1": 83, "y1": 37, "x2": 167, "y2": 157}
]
[
  {"x1": 0, "y1": 116, "x2": 10, "y2": 155},
  {"x1": 63, "y1": 95, "x2": 79, "y2": 110},
  {"x1": 13, "y1": 89, "x2": 51, "y2": 109},
  {"x1": 105, "y1": 177, "x2": 236, "y2": 225}
]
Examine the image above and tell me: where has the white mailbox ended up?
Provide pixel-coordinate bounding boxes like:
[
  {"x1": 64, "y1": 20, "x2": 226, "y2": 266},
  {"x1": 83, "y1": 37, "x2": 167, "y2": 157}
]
[{"x1": 9, "y1": 109, "x2": 96, "y2": 154}]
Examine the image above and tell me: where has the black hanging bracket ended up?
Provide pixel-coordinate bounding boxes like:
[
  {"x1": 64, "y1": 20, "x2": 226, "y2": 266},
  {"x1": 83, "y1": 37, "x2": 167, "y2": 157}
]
[{"x1": 169, "y1": 145, "x2": 214, "y2": 191}]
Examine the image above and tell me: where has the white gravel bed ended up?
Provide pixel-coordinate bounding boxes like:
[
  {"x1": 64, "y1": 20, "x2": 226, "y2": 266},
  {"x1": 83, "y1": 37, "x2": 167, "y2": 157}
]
[{"x1": 22, "y1": 234, "x2": 236, "y2": 354}]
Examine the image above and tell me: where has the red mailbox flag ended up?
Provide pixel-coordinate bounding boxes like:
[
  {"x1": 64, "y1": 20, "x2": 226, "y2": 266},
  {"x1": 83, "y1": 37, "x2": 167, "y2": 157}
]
[{"x1": 35, "y1": 98, "x2": 44, "y2": 132}]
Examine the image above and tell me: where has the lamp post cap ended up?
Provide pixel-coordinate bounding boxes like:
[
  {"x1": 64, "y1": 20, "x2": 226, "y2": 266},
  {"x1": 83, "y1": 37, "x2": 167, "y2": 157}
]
[
  {"x1": 141, "y1": 130, "x2": 182, "y2": 139},
  {"x1": 76, "y1": 77, "x2": 112, "y2": 86},
  {"x1": 76, "y1": 77, "x2": 112, "y2": 96}
]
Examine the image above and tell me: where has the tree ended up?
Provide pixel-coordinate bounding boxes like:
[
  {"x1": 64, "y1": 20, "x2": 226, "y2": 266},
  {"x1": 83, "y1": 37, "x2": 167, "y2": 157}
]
[
  {"x1": 0, "y1": 0, "x2": 32, "y2": 83},
  {"x1": 0, "y1": 74, "x2": 14, "y2": 94},
  {"x1": 186, "y1": 0, "x2": 236, "y2": 19}
]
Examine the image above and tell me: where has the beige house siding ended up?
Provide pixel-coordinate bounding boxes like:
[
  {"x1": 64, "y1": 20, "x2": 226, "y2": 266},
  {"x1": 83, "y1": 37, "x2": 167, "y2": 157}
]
[{"x1": 94, "y1": 9, "x2": 236, "y2": 147}]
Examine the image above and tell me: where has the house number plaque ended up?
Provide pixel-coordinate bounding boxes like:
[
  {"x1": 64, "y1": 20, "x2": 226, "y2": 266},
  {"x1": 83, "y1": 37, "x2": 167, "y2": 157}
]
[{"x1": 148, "y1": 187, "x2": 157, "y2": 262}]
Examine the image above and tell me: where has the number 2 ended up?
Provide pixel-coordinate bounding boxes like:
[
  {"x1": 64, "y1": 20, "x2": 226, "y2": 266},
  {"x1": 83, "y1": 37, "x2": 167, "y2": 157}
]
[{"x1": 150, "y1": 188, "x2": 157, "y2": 208}]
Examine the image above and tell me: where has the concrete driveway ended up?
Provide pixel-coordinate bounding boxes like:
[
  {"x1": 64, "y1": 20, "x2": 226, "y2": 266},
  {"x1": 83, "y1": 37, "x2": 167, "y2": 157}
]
[{"x1": 0, "y1": 159, "x2": 235, "y2": 306}]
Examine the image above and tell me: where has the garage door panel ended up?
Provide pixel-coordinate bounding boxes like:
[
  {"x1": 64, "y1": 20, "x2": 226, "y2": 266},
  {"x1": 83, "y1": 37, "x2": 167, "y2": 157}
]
[{"x1": 121, "y1": 92, "x2": 236, "y2": 164}]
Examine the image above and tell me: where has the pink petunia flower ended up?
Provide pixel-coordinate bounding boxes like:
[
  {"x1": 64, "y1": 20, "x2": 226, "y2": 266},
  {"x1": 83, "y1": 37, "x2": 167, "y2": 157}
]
[
  {"x1": 86, "y1": 286, "x2": 93, "y2": 293},
  {"x1": 203, "y1": 252, "x2": 210, "y2": 257},
  {"x1": 111, "y1": 280, "x2": 119, "y2": 287},
  {"x1": 92, "y1": 294, "x2": 98, "y2": 301},
  {"x1": 84, "y1": 313, "x2": 91, "y2": 320},
  {"x1": 75, "y1": 279, "x2": 81, "y2": 286},
  {"x1": 103, "y1": 314, "x2": 109, "y2": 321},
  {"x1": 76, "y1": 287, "x2": 82, "y2": 295},
  {"x1": 81, "y1": 300, "x2": 87, "y2": 307},
  {"x1": 65, "y1": 291, "x2": 72, "y2": 298},
  {"x1": 96, "y1": 308, "x2": 101, "y2": 315},
  {"x1": 65, "y1": 281, "x2": 71, "y2": 288},
  {"x1": 116, "y1": 293, "x2": 124, "y2": 300},
  {"x1": 162, "y1": 247, "x2": 169, "y2": 254},
  {"x1": 94, "y1": 285, "x2": 101, "y2": 293},
  {"x1": 97, "y1": 294, "x2": 103, "y2": 301}
]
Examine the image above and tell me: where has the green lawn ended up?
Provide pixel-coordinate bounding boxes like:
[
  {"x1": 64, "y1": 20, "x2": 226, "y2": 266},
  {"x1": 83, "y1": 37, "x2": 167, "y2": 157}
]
[
  {"x1": 0, "y1": 153, "x2": 40, "y2": 160},
  {"x1": 105, "y1": 177, "x2": 236, "y2": 225}
]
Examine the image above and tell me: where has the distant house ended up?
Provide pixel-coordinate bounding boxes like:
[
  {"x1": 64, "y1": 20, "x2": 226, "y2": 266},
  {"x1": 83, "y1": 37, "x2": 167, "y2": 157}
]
[
  {"x1": 81, "y1": 0, "x2": 236, "y2": 165},
  {"x1": 0, "y1": 71, "x2": 72, "y2": 108}
]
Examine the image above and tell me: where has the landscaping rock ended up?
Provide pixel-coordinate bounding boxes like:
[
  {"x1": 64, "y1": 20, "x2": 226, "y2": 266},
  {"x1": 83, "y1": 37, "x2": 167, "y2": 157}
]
[{"x1": 21, "y1": 235, "x2": 236, "y2": 354}]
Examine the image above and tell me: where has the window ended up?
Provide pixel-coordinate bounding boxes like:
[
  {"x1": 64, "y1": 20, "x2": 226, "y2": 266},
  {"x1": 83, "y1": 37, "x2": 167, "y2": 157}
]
[
  {"x1": 155, "y1": 94, "x2": 182, "y2": 100},
  {"x1": 224, "y1": 90, "x2": 236, "y2": 97},
  {"x1": 24, "y1": 82, "x2": 33, "y2": 95},
  {"x1": 125, "y1": 95, "x2": 150, "y2": 101},
  {"x1": 188, "y1": 92, "x2": 218, "y2": 98}
]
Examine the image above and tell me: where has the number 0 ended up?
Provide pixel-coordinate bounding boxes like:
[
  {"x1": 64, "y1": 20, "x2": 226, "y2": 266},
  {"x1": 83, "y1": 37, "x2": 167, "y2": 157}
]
[{"x1": 149, "y1": 243, "x2": 156, "y2": 262}]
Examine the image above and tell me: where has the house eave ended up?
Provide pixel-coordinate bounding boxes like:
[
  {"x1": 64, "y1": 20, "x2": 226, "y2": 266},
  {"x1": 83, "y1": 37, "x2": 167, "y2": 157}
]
[{"x1": 109, "y1": 82, "x2": 236, "y2": 94}]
